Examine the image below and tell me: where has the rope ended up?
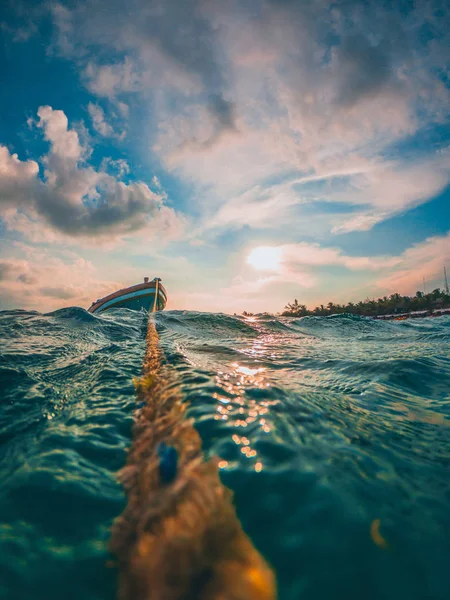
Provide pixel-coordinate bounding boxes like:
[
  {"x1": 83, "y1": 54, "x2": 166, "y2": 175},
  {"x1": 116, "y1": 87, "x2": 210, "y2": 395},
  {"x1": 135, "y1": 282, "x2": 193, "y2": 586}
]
[
  {"x1": 109, "y1": 316, "x2": 277, "y2": 600},
  {"x1": 152, "y1": 278, "x2": 159, "y2": 313}
]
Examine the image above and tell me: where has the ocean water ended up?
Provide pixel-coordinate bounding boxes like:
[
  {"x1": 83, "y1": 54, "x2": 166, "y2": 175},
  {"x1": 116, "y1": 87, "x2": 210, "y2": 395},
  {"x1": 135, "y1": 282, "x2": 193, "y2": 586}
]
[{"x1": 0, "y1": 308, "x2": 449, "y2": 600}]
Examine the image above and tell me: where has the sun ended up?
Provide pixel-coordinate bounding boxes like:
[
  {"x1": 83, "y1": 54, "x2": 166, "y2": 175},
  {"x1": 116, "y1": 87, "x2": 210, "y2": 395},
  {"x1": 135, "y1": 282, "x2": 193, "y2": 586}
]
[{"x1": 246, "y1": 246, "x2": 282, "y2": 272}]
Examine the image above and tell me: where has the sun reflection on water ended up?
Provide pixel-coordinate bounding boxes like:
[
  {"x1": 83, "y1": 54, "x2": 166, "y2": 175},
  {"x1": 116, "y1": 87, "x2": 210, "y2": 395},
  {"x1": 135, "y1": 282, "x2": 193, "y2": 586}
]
[{"x1": 212, "y1": 359, "x2": 277, "y2": 471}]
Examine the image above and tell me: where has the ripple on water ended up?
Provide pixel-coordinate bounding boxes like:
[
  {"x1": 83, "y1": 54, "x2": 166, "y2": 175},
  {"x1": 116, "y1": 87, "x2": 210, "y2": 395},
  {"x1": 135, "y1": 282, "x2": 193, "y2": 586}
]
[{"x1": 1, "y1": 310, "x2": 450, "y2": 600}]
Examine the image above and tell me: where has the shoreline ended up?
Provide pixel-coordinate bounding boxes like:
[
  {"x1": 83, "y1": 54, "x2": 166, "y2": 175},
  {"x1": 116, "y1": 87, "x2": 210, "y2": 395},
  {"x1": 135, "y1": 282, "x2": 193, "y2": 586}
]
[{"x1": 374, "y1": 308, "x2": 450, "y2": 321}]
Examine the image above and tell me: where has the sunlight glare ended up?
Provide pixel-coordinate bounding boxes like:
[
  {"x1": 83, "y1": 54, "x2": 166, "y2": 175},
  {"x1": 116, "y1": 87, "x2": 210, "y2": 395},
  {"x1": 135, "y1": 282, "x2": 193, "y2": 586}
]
[{"x1": 247, "y1": 246, "x2": 282, "y2": 271}]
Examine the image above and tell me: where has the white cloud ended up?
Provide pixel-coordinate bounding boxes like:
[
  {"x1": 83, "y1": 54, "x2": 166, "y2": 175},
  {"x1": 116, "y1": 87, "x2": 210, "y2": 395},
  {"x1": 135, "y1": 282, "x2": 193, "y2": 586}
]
[
  {"x1": 87, "y1": 102, "x2": 114, "y2": 137},
  {"x1": 376, "y1": 232, "x2": 450, "y2": 294},
  {"x1": 117, "y1": 102, "x2": 130, "y2": 118},
  {"x1": 101, "y1": 157, "x2": 130, "y2": 177},
  {"x1": 201, "y1": 153, "x2": 450, "y2": 236},
  {"x1": 0, "y1": 107, "x2": 185, "y2": 243},
  {"x1": 248, "y1": 243, "x2": 400, "y2": 274},
  {"x1": 84, "y1": 59, "x2": 142, "y2": 99},
  {"x1": 45, "y1": 1, "x2": 450, "y2": 241},
  {"x1": 0, "y1": 145, "x2": 39, "y2": 209},
  {"x1": 331, "y1": 213, "x2": 389, "y2": 234},
  {"x1": 49, "y1": 3, "x2": 74, "y2": 56},
  {"x1": 342, "y1": 159, "x2": 450, "y2": 212},
  {"x1": 0, "y1": 250, "x2": 122, "y2": 311},
  {"x1": 228, "y1": 234, "x2": 450, "y2": 312},
  {"x1": 37, "y1": 105, "x2": 83, "y2": 160}
]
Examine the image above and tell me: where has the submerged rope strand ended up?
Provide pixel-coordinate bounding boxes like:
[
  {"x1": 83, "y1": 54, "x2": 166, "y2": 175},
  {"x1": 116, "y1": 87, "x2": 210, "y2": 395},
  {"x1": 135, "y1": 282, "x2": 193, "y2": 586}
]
[{"x1": 110, "y1": 316, "x2": 277, "y2": 600}]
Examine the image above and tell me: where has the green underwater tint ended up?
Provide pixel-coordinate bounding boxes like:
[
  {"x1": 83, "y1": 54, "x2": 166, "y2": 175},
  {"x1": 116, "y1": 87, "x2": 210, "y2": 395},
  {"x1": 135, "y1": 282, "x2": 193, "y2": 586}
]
[{"x1": 0, "y1": 308, "x2": 449, "y2": 599}]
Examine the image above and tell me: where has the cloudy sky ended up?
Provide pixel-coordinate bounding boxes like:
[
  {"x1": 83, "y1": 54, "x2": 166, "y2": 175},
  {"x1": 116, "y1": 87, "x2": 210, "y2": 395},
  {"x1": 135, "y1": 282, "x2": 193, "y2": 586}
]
[{"x1": 1, "y1": 0, "x2": 449, "y2": 313}]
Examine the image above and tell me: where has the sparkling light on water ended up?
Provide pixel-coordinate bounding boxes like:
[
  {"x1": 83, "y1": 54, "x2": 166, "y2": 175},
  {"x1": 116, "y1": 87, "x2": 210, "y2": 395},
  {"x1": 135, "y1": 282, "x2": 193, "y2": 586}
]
[{"x1": 1, "y1": 308, "x2": 450, "y2": 600}]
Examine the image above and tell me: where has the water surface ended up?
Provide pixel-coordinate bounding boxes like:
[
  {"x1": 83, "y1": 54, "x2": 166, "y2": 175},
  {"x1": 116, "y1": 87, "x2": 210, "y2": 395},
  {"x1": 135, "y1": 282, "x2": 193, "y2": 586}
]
[{"x1": 1, "y1": 309, "x2": 449, "y2": 599}]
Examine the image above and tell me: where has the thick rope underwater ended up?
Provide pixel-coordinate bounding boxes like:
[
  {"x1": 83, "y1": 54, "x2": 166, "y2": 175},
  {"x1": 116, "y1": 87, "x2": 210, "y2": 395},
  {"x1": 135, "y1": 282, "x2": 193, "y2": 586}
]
[{"x1": 109, "y1": 315, "x2": 277, "y2": 599}]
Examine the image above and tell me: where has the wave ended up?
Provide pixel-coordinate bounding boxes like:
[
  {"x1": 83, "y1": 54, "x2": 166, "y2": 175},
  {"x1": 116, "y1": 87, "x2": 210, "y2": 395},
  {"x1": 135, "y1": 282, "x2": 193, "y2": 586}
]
[{"x1": 1, "y1": 308, "x2": 450, "y2": 600}]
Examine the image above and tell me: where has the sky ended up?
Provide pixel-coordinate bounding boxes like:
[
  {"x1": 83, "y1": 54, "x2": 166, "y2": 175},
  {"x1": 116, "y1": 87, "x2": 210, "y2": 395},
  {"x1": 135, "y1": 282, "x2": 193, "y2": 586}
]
[{"x1": 0, "y1": 0, "x2": 449, "y2": 314}]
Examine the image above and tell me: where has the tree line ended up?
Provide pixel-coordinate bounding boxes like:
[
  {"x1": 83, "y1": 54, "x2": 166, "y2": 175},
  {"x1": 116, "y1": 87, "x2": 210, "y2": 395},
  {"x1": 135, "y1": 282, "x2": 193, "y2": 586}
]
[{"x1": 281, "y1": 288, "x2": 450, "y2": 317}]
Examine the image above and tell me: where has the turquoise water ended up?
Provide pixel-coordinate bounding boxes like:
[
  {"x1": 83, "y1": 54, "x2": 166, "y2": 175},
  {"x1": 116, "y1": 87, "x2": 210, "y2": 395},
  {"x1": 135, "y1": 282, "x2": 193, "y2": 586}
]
[{"x1": 1, "y1": 309, "x2": 449, "y2": 600}]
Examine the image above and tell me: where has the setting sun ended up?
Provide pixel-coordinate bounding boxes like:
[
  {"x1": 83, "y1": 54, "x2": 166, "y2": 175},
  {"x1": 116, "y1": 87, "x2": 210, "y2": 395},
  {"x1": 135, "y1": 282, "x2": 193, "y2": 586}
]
[{"x1": 247, "y1": 246, "x2": 282, "y2": 272}]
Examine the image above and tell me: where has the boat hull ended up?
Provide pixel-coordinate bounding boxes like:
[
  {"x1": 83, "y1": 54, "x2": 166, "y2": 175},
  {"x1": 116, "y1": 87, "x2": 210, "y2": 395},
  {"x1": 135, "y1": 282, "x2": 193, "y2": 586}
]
[{"x1": 88, "y1": 281, "x2": 167, "y2": 314}]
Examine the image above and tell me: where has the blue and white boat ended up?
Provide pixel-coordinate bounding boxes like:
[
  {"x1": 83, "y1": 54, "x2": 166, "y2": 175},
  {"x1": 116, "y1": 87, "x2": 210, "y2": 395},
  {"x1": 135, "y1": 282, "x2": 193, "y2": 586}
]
[{"x1": 88, "y1": 277, "x2": 167, "y2": 314}]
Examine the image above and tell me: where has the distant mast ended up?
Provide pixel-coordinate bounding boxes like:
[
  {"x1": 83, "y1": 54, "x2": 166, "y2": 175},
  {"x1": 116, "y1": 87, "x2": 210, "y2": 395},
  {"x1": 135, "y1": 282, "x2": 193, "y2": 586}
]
[{"x1": 445, "y1": 266, "x2": 449, "y2": 294}]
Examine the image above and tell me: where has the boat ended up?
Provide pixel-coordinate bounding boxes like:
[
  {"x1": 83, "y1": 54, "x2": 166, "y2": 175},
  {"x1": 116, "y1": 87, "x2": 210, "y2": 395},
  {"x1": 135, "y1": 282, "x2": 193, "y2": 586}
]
[{"x1": 88, "y1": 277, "x2": 167, "y2": 314}]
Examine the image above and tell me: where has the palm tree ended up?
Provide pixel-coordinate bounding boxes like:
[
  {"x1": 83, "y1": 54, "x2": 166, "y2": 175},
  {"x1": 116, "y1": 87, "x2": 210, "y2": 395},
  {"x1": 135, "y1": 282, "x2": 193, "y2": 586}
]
[
  {"x1": 283, "y1": 288, "x2": 450, "y2": 318},
  {"x1": 282, "y1": 299, "x2": 308, "y2": 317}
]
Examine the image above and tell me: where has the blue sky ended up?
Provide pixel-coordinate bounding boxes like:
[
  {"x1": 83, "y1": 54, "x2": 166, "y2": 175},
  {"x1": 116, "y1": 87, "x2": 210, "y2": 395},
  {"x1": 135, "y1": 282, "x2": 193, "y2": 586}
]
[{"x1": 0, "y1": 0, "x2": 449, "y2": 313}]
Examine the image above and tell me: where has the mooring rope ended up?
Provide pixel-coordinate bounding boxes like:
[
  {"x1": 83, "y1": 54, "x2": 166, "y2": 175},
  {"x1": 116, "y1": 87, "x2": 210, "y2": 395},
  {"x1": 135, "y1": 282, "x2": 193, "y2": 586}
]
[
  {"x1": 109, "y1": 313, "x2": 277, "y2": 599},
  {"x1": 152, "y1": 278, "x2": 159, "y2": 313}
]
